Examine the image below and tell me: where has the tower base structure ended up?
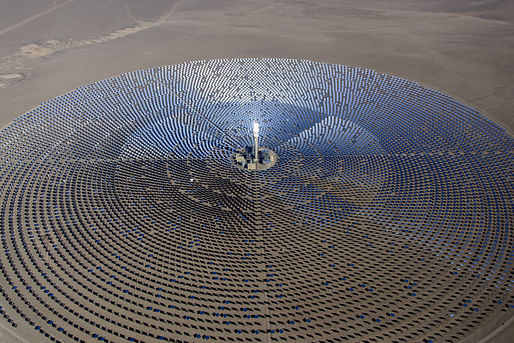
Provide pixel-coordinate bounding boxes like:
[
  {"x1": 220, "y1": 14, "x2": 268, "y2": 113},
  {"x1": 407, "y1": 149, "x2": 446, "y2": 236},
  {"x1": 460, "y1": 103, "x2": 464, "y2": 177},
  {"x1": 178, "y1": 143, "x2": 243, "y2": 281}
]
[{"x1": 233, "y1": 146, "x2": 278, "y2": 171}]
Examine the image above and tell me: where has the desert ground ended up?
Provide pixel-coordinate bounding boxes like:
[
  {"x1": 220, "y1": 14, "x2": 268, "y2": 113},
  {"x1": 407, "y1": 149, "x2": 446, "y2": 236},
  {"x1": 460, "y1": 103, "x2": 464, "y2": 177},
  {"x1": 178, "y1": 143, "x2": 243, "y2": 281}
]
[{"x1": 0, "y1": 0, "x2": 512, "y2": 342}]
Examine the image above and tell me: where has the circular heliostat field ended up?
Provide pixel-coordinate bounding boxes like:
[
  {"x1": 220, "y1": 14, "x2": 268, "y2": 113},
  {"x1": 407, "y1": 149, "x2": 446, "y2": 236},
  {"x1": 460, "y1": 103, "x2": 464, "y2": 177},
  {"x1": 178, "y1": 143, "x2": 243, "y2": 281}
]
[{"x1": 0, "y1": 59, "x2": 512, "y2": 343}]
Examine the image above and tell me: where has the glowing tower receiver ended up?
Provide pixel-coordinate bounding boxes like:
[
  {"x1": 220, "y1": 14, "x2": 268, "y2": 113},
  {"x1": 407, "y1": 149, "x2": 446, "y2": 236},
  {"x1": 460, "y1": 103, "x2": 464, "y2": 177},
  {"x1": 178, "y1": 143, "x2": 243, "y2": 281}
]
[{"x1": 253, "y1": 121, "x2": 259, "y2": 163}]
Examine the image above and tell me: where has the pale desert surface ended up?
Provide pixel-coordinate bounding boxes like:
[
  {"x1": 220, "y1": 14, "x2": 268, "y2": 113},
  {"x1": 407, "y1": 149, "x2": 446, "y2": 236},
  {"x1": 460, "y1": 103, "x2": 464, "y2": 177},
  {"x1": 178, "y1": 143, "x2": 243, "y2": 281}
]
[{"x1": 0, "y1": 0, "x2": 512, "y2": 342}]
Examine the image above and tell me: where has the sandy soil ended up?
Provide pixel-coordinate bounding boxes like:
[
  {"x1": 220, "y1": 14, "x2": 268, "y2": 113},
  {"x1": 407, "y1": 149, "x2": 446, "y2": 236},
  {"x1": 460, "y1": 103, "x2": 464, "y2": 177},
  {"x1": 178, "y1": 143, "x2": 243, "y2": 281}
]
[{"x1": 0, "y1": 0, "x2": 512, "y2": 342}]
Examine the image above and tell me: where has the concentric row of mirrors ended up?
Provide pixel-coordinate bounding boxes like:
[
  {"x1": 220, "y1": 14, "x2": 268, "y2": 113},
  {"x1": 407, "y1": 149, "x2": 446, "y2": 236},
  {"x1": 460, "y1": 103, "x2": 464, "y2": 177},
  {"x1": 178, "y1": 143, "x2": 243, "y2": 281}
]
[{"x1": 0, "y1": 59, "x2": 512, "y2": 342}]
